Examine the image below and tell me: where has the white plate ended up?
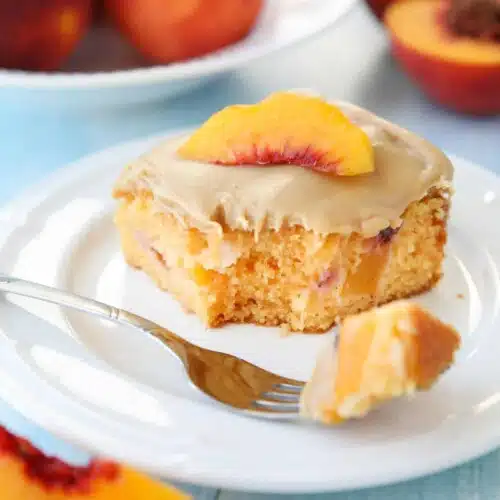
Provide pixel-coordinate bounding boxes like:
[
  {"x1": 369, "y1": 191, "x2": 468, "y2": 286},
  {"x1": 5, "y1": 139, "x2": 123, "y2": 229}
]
[
  {"x1": 0, "y1": 0, "x2": 355, "y2": 106},
  {"x1": 1, "y1": 133, "x2": 500, "y2": 493}
]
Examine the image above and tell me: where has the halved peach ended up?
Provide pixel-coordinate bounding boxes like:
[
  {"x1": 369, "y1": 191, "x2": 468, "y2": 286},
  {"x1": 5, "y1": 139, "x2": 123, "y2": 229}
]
[
  {"x1": 178, "y1": 92, "x2": 375, "y2": 176},
  {"x1": 385, "y1": 0, "x2": 500, "y2": 114},
  {"x1": 0, "y1": 424, "x2": 189, "y2": 500},
  {"x1": 364, "y1": 0, "x2": 439, "y2": 22}
]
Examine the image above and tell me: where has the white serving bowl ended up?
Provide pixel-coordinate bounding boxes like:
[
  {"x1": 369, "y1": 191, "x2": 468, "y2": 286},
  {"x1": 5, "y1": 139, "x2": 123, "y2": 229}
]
[{"x1": 0, "y1": 0, "x2": 356, "y2": 108}]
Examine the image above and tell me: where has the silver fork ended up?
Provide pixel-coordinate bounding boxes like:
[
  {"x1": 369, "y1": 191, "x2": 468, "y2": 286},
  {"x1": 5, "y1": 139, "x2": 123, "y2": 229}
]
[{"x1": 0, "y1": 274, "x2": 304, "y2": 420}]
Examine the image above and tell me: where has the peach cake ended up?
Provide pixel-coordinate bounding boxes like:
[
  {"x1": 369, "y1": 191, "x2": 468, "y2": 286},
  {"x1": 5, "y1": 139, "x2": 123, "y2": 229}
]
[
  {"x1": 300, "y1": 301, "x2": 460, "y2": 424},
  {"x1": 113, "y1": 92, "x2": 454, "y2": 333}
]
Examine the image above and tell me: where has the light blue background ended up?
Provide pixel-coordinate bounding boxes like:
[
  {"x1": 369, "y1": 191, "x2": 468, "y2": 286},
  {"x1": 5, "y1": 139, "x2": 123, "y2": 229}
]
[{"x1": 1, "y1": 4, "x2": 500, "y2": 499}]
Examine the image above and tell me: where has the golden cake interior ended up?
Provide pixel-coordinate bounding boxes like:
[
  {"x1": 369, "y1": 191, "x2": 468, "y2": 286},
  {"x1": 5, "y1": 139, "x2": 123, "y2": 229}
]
[{"x1": 114, "y1": 186, "x2": 450, "y2": 332}]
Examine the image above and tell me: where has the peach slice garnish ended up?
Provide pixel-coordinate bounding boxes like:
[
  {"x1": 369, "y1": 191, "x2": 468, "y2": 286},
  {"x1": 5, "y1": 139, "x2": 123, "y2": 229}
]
[{"x1": 177, "y1": 92, "x2": 375, "y2": 176}]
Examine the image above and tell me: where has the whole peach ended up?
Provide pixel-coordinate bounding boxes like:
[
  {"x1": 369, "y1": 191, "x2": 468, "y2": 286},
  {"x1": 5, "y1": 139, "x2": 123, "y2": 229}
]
[
  {"x1": 106, "y1": 0, "x2": 264, "y2": 64},
  {"x1": 0, "y1": 0, "x2": 92, "y2": 71}
]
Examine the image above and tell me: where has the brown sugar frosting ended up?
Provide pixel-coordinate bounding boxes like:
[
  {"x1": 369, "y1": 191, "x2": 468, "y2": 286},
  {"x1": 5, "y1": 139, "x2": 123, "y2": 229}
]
[{"x1": 114, "y1": 101, "x2": 454, "y2": 237}]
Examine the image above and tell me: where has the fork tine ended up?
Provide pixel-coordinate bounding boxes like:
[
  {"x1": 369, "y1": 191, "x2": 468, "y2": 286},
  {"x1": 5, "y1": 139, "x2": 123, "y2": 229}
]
[
  {"x1": 253, "y1": 399, "x2": 300, "y2": 413},
  {"x1": 261, "y1": 391, "x2": 300, "y2": 403},
  {"x1": 273, "y1": 382, "x2": 303, "y2": 393}
]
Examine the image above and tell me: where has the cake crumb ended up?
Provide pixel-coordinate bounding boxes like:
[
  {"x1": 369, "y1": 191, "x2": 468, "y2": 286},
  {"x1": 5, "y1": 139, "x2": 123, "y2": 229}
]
[
  {"x1": 280, "y1": 324, "x2": 292, "y2": 337},
  {"x1": 457, "y1": 293, "x2": 464, "y2": 299}
]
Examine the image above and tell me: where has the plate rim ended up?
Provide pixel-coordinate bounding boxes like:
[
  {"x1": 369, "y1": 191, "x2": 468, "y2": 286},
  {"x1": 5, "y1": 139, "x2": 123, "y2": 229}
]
[
  {"x1": 1, "y1": 132, "x2": 500, "y2": 493},
  {"x1": 0, "y1": 0, "x2": 356, "y2": 90}
]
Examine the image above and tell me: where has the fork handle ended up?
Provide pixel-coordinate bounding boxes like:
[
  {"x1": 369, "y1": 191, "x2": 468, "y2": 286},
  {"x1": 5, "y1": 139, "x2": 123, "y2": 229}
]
[{"x1": 0, "y1": 274, "x2": 189, "y2": 358}]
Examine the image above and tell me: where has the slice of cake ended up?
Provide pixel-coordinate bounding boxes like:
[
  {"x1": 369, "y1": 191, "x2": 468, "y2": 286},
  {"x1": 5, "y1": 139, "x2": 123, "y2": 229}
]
[
  {"x1": 113, "y1": 91, "x2": 453, "y2": 332},
  {"x1": 300, "y1": 301, "x2": 461, "y2": 424}
]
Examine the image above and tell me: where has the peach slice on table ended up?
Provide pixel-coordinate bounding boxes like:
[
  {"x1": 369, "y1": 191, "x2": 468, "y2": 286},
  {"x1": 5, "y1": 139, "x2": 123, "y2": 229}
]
[
  {"x1": 0, "y1": 425, "x2": 189, "y2": 500},
  {"x1": 385, "y1": 0, "x2": 500, "y2": 115},
  {"x1": 177, "y1": 92, "x2": 375, "y2": 176}
]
